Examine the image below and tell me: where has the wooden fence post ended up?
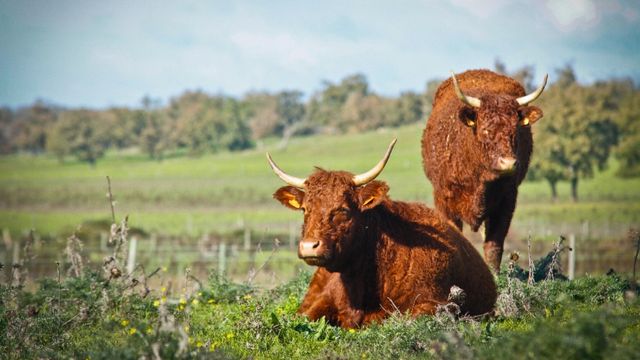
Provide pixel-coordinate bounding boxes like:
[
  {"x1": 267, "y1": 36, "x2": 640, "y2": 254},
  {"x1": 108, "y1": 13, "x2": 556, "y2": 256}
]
[
  {"x1": 568, "y1": 234, "x2": 576, "y2": 280},
  {"x1": 127, "y1": 237, "x2": 137, "y2": 274},
  {"x1": 218, "y1": 242, "x2": 226, "y2": 275}
]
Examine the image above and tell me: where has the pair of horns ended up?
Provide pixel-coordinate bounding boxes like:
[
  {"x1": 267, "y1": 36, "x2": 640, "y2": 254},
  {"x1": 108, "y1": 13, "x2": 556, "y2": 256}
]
[
  {"x1": 266, "y1": 138, "x2": 397, "y2": 188},
  {"x1": 451, "y1": 71, "x2": 548, "y2": 108}
]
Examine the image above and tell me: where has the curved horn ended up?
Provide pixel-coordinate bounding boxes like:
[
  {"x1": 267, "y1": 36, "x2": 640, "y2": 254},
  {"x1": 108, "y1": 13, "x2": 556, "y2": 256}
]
[
  {"x1": 266, "y1": 153, "x2": 306, "y2": 188},
  {"x1": 516, "y1": 74, "x2": 548, "y2": 105},
  {"x1": 451, "y1": 71, "x2": 481, "y2": 108},
  {"x1": 353, "y1": 138, "x2": 397, "y2": 186}
]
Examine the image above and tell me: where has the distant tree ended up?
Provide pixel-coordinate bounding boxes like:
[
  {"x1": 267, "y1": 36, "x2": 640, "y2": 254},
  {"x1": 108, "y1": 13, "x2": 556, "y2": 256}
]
[
  {"x1": 531, "y1": 66, "x2": 619, "y2": 201},
  {"x1": 13, "y1": 100, "x2": 59, "y2": 153},
  {"x1": 610, "y1": 83, "x2": 640, "y2": 177},
  {"x1": 307, "y1": 73, "x2": 370, "y2": 131},
  {"x1": 422, "y1": 79, "x2": 442, "y2": 118},
  {"x1": 47, "y1": 109, "x2": 109, "y2": 165},
  {"x1": 0, "y1": 107, "x2": 13, "y2": 154},
  {"x1": 167, "y1": 91, "x2": 252, "y2": 155},
  {"x1": 394, "y1": 91, "x2": 423, "y2": 125},
  {"x1": 244, "y1": 92, "x2": 279, "y2": 140},
  {"x1": 276, "y1": 90, "x2": 305, "y2": 148},
  {"x1": 140, "y1": 111, "x2": 169, "y2": 160}
]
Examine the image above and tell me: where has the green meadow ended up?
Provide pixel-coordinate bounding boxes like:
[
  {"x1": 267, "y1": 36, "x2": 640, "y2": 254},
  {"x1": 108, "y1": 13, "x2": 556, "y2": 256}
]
[
  {"x1": 1, "y1": 123, "x2": 639, "y2": 241},
  {"x1": 1, "y1": 122, "x2": 639, "y2": 240}
]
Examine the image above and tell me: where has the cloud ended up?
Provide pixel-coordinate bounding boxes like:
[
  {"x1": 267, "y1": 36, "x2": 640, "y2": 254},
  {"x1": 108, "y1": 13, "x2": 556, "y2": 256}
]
[
  {"x1": 448, "y1": 0, "x2": 512, "y2": 18},
  {"x1": 544, "y1": 0, "x2": 599, "y2": 31}
]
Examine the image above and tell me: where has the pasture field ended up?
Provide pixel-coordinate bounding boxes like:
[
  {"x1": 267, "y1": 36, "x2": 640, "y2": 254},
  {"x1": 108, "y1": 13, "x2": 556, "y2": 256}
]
[{"x1": 1, "y1": 122, "x2": 639, "y2": 239}]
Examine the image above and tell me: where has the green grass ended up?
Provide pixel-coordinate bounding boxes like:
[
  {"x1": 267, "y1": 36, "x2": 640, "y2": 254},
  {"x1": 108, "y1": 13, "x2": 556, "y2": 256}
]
[{"x1": 1, "y1": 122, "x2": 639, "y2": 238}]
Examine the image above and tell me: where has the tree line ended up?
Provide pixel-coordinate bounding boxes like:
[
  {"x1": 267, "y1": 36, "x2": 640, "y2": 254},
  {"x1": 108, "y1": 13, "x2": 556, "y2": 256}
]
[{"x1": 0, "y1": 62, "x2": 638, "y2": 200}]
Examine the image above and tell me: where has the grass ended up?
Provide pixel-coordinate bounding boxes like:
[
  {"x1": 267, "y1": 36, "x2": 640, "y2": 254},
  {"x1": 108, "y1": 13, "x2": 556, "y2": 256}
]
[{"x1": 1, "y1": 123, "x2": 639, "y2": 239}]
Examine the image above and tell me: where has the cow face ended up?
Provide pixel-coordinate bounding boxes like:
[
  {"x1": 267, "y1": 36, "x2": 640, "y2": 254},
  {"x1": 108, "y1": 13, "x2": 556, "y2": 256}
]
[
  {"x1": 458, "y1": 96, "x2": 543, "y2": 175},
  {"x1": 274, "y1": 172, "x2": 388, "y2": 270},
  {"x1": 267, "y1": 139, "x2": 397, "y2": 272},
  {"x1": 451, "y1": 72, "x2": 546, "y2": 176}
]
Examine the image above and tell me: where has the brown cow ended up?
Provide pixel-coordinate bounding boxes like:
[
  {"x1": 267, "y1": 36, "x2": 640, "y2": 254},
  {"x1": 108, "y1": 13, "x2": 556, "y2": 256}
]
[
  {"x1": 421, "y1": 69, "x2": 547, "y2": 272},
  {"x1": 267, "y1": 140, "x2": 496, "y2": 328}
]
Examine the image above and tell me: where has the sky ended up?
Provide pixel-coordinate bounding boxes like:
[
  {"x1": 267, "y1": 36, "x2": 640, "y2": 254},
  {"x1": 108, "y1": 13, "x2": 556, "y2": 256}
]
[{"x1": 1, "y1": 0, "x2": 639, "y2": 108}]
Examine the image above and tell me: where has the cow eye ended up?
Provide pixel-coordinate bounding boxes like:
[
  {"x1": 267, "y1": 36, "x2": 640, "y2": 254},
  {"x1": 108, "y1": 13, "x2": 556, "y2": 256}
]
[{"x1": 333, "y1": 207, "x2": 351, "y2": 220}]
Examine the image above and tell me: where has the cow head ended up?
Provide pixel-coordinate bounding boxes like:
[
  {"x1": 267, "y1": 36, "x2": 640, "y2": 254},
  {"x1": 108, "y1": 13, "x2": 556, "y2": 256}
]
[
  {"x1": 452, "y1": 72, "x2": 546, "y2": 175},
  {"x1": 267, "y1": 139, "x2": 396, "y2": 272}
]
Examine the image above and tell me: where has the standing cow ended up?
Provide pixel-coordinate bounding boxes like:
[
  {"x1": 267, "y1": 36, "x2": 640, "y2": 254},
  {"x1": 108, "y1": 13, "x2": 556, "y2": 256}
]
[
  {"x1": 422, "y1": 69, "x2": 547, "y2": 272},
  {"x1": 267, "y1": 140, "x2": 496, "y2": 328}
]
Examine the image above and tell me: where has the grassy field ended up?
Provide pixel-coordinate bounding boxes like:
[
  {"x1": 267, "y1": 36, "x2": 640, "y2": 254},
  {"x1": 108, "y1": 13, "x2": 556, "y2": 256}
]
[{"x1": 1, "y1": 122, "x2": 639, "y2": 239}]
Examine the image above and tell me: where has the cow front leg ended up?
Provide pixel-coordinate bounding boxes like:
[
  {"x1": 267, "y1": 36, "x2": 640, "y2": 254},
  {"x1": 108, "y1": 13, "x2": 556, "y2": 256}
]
[{"x1": 483, "y1": 198, "x2": 516, "y2": 273}]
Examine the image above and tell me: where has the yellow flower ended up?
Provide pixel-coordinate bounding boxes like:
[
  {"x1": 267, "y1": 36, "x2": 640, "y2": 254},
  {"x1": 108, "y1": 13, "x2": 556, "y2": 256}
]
[
  {"x1": 196, "y1": 341, "x2": 203, "y2": 348},
  {"x1": 197, "y1": 292, "x2": 203, "y2": 297},
  {"x1": 349, "y1": 328, "x2": 356, "y2": 334},
  {"x1": 179, "y1": 297, "x2": 187, "y2": 305},
  {"x1": 188, "y1": 337, "x2": 193, "y2": 344},
  {"x1": 161, "y1": 286, "x2": 167, "y2": 293},
  {"x1": 146, "y1": 327, "x2": 154, "y2": 334},
  {"x1": 243, "y1": 294, "x2": 252, "y2": 300},
  {"x1": 129, "y1": 328, "x2": 137, "y2": 335},
  {"x1": 153, "y1": 300, "x2": 160, "y2": 307},
  {"x1": 161, "y1": 296, "x2": 167, "y2": 304},
  {"x1": 184, "y1": 325, "x2": 190, "y2": 333},
  {"x1": 192, "y1": 299, "x2": 200, "y2": 306},
  {"x1": 178, "y1": 304, "x2": 185, "y2": 311},
  {"x1": 161, "y1": 266, "x2": 168, "y2": 272},
  {"x1": 207, "y1": 299, "x2": 216, "y2": 305},
  {"x1": 226, "y1": 332, "x2": 234, "y2": 339},
  {"x1": 120, "y1": 319, "x2": 129, "y2": 327},
  {"x1": 209, "y1": 342, "x2": 218, "y2": 351}
]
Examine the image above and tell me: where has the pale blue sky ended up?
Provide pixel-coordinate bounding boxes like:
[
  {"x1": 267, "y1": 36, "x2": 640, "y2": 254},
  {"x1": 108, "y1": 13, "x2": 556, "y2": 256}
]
[{"x1": 1, "y1": 0, "x2": 638, "y2": 108}]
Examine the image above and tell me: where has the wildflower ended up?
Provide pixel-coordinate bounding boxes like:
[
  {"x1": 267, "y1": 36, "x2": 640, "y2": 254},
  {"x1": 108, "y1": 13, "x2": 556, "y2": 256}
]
[
  {"x1": 184, "y1": 325, "x2": 190, "y2": 333},
  {"x1": 207, "y1": 299, "x2": 216, "y2": 305},
  {"x1": 161, "y1": 266, "x2": 168, "y2": 272},
  {"x1": 209, "y1": 342, "x2": 218, "y2": 351},
  {"x1": 161, "y1": 296, "x2": 167, "y2": 304},
  {"x1": 161, "y1": 286, "x2": 167, "y2": 293},
  {"x1": 146, "y1": 327, "x2": 154, "y2": 334},
  {"x1": 153, "y1": 300, "x2": 160, "y2": 307},
  {"x1": 196, "y1": 341, "x2": 204, "y2": 348},
  {"x1": 121, "y1": 319, "x2": 129, "y2": 327},
  {"x1": 129, "y1": 328, "x2": 137, "y2": 335},
  {"x1": 178, "y1": 304, "x2": 185, "y2": 311},
  {"x1": 243, "y1": 294, "x2": 252, "y2": 300},
  {"x1": 179, "y1": 297, "x2": 187, "y2": 305},
  {"x1": 192, "y1": 299, "x2": 200, "y2": 306},
  {"x1": 226, "y1": 332, "x2": 234, "y2": 340},
  {"x1": 197, "y1": 292, "x2": 203, "y2": 297},
  {"x1": 188, "y1": 337, "x2": 194, "y2": 344},
  {"x1": 349, "y1": 328, "x2": 356, "y2": 334}
]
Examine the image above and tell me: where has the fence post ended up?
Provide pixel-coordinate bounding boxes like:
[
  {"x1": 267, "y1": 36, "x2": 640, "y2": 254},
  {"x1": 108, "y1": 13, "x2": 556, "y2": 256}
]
[
  {"x1": 568, "y1": 234, "x2": 576, "y2": 280},
  {"x1": 218, "y1": 241, "x2": 226, "y2": 275},
  {"x1": 2, "y1": 229, "x2": 11, "y2": 281},
  {"x1": 244, "y1": 226, "x2": 251, "y2": 251},
  {"x1": 127, "y1": 237, "x2": 137, "y2": 274}
]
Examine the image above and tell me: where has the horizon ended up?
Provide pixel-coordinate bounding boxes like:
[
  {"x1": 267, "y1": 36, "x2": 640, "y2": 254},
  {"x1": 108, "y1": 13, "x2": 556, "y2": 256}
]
[{"x1": 1, "y1": 0, "x2": 639, "y2": 109}]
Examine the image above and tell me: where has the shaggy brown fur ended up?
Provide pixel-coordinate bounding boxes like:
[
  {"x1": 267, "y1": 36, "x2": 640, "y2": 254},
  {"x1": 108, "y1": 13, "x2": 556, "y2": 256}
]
[
  {"x1": 273, "y1": 169, "x2": 496, "y2": 328},
  {"x1": 421, "y1": 69, "x2": 544, "y2": 271}
]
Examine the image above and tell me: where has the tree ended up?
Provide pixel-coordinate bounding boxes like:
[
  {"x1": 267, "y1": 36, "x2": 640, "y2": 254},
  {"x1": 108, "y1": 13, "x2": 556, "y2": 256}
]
[
  {"x1": 13, "y1": 100, "x2": 59, "y2": 153},
  {"x1": 46, "y1": 109, "x2": 109, "y2": 165},
  {"x1": 531, "y1": 66, "x2": 619, "y2": 201},
  {"x1": 276, "y1": 90, "x2": 305, "y2": 148}
]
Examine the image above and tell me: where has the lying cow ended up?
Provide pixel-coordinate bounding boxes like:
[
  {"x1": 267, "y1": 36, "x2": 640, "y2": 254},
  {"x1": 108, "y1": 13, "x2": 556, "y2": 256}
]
[{"x1": 267, "y1": 139, "x2": 496, "y2": 328}]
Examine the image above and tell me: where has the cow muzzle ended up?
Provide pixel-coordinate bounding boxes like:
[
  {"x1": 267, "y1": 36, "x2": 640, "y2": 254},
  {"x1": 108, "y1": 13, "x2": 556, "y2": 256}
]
[
  {"x1": 493, "y1": 157, "x2": 517, "y2": 174},
  {"x1": 298, "y1": 239, "x2": 325, "y2": 260}
]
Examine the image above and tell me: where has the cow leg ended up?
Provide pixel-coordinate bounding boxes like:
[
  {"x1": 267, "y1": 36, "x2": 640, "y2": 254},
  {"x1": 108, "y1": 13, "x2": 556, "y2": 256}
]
[{"x1": 483, "y1": 198, "x2": 516, "y2": 273}]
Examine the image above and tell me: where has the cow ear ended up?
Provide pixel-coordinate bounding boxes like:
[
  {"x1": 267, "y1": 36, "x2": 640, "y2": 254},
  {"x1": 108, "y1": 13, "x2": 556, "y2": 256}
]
[
  {"x1": 273, "y1": 186, "x2": 305, "y2": 211},
  {"x1": 356, "y1": 181, "x2": 389, "y2": 211},
  {"x1": 519, "y1": 106, "x2": 543, "y2": 126},
  {"x1": 458, "y1": 106, "x2": 477, "y2": 128}
]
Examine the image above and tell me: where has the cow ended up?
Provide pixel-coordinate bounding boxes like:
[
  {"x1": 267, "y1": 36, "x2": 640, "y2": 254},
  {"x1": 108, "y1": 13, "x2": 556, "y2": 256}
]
[
  {"x1": 267, "y1": 139, "x2": 496, "y2": 328},
  {"x1": 421, "y1": 69, "x2": 547, "y2": 272}
]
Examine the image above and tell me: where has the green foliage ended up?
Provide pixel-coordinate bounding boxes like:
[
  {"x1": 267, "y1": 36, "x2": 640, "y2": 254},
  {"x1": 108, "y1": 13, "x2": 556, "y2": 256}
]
[
  {"x1": 46, "y1": 109, "x2": 110, "y2": 165},
  {"x1": 530, "y1": 65, "x2": 622, "y2": 201},
  {"x1": 3, "y1": 263, "x2": 637, "y2": 359}
]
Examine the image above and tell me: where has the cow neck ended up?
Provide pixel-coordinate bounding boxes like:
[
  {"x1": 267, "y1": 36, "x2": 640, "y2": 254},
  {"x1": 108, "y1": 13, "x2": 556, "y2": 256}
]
[{"x1": 336, "y1": 208, "x2": 383, "y2": 311}]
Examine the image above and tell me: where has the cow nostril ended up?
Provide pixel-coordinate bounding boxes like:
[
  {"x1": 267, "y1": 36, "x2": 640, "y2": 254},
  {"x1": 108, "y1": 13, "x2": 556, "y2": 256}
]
[{"x1": 312, "y1": 241, "x2": 320, "y2": 249}]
